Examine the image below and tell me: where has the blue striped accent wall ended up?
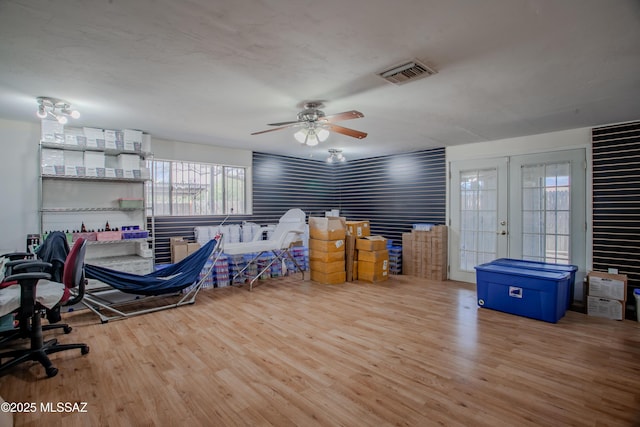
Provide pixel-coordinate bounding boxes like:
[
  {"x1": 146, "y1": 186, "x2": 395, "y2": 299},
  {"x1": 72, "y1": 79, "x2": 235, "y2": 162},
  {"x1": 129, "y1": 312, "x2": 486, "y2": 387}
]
[
  {"x1": 334, "y1": 148, "x2": 446, "y2": 245},
  {"x1": 592, "y1": 120, "x2": 640, "y2": 318},
  {"x1": 151, "y1": 148, "x2": 446, "y2": 264}
]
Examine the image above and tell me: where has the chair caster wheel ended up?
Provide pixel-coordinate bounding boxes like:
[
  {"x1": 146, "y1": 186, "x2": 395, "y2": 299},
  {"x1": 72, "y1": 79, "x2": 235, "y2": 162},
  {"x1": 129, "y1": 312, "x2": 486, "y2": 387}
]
[
  {"x1": 64, "y1": 326, "x2": 72, "y2": 334},
  {"x1": 81, "y1": 346, "x2": 90, "y2": 355},
  {"x1": 46, "y1": 367, "x2": 59, "y2": 377}
]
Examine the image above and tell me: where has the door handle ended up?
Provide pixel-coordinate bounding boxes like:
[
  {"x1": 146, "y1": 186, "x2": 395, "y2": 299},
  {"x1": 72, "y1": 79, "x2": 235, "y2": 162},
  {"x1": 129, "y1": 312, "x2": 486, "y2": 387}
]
[{"x1": 498, "y1": 230, "x2": 507, "y2": 235}]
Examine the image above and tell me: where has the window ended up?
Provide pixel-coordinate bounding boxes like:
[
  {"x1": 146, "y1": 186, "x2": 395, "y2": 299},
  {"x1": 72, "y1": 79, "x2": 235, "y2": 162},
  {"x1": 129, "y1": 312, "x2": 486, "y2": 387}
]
[
  {"x1": 146, "y1": 160, "x2": 246, "y2": 216},
  {"x1": 521, "y1": 162, "x2": 571, "y2": 264}
]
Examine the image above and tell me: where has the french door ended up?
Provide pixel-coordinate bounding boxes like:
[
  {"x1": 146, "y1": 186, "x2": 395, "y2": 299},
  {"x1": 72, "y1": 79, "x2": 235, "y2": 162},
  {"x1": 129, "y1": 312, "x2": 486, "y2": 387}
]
[{"x1": 449, "y1": 149, "x2": 586, "y2": 284}]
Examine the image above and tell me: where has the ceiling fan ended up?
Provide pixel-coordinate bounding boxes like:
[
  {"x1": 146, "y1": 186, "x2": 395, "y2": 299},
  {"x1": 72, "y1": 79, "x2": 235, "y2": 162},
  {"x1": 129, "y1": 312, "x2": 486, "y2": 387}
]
[{"x1": 251, "y1": 102, "x2": 367, "y2": 146}]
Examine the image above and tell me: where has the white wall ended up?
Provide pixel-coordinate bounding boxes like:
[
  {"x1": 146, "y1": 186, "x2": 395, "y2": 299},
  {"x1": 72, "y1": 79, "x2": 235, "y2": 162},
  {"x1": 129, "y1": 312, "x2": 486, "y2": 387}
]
[
  {"x1": 446, "y1": 127, "x2": 592, "y2": 161},
  {"x1": 0, "y1": 118, "x2": 40, "y2": 252},
  {"x1": 152, "y1": 137, "x2": 252, "y2": 167}
]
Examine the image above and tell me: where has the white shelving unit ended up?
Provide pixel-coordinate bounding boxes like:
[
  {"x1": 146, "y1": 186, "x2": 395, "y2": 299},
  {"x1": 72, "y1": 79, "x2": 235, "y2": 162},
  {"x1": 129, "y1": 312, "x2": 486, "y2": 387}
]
[{"x1": 39, "y1": 134, "x2": 154, "y2": 278}]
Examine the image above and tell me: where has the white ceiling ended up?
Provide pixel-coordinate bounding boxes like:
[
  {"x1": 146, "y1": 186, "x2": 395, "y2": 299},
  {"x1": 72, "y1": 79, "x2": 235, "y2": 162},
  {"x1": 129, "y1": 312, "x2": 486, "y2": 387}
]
[{"x1": 1, "y1": 0, "x2": 639, "y2": 160}]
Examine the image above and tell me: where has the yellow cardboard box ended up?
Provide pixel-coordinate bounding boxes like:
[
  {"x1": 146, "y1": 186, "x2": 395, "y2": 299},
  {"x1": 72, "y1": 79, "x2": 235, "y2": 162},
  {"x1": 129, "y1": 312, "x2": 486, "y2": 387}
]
[
  {"x1": 346, "y1": 220, "x2": 370, "y2": 237},
  {"x1": 358, "y1": 249, "x2": 389, "y2": 262},
  {"x1": 310, "y1": 270, "x2": 346, "y2": 285},
  {"x1": 355, "y1": 235, "x2": 387, "y2": 252},
  {"x1": 309, "y1": 216, "x2": 346, "y2": 241},
  {"x1": 309, "y1": 260, "x2": 346, "y2": 274},
  {"x1": 309, "y1": 238, "x2": 345, "y2": 253}
]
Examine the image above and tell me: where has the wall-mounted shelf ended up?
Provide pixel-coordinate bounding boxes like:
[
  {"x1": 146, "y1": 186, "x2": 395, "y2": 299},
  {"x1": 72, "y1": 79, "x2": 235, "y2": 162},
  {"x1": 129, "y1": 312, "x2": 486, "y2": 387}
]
[
  {"x1": 41, "y1": 207, "x2": 144, "y2": 213},
  {"x1": 41, "y1": 174, "x2": 148, "y2": 183},
  {"x1": 41, "y1": 141, "x2": 150, "y2": 157},
  {"x1": 85, "y1": 238, "x2": 151, "y2": 246}
]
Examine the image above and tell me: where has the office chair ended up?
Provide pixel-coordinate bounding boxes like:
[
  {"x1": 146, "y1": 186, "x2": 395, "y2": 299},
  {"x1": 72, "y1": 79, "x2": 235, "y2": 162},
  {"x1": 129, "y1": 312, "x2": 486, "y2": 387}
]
[{"x1": 0, "y1": 238, "x2": 90, "y2": 378}]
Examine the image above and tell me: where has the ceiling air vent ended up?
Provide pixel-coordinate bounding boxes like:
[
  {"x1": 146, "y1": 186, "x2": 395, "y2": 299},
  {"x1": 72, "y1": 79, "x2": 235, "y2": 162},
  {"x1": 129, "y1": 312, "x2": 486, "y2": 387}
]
[{"x1": 378, "y1": 59, "x2": 437, "y2": 85}]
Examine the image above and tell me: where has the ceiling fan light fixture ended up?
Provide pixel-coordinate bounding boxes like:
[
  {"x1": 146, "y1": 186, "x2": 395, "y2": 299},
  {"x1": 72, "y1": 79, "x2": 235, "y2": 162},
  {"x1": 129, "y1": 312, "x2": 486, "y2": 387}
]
[{"x1": 294, "y1": 127, "x2": 325, "y2": 146}]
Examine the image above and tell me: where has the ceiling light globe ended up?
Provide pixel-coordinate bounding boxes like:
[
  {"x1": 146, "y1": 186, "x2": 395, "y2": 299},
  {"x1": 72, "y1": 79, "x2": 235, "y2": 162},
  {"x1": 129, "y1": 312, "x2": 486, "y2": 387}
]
[
  {"x1": 57, "y1": 115, "x2": 68, "y2": 124},
  {"x1": 36, "y1": 107, "x2": 47, "y2": 119},
  {"x1": 306, "y1": 136, "x2": 319, "y2": 146},
  {"x1": 294, "y1": 129, "x2": 307, "y2": 144},
  {"x1": 70, "y1": 110, "x2": 80, "y2": 119},
  {"x1": 317, "y1": 128, "x2": 330, "y2": 142}
]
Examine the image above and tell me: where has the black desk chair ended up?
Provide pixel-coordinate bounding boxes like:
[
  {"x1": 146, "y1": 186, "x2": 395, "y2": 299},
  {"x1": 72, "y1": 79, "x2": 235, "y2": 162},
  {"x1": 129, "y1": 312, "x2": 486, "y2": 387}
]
[{"x1": 0, "y1": 238, "x2": 90, "y2": 378}]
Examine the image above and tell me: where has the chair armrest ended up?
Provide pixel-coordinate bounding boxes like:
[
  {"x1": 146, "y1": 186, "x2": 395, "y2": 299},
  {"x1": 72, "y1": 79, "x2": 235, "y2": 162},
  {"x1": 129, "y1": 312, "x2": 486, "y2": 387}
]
[
  {"x1": 4, "y1": 272, "x2": 51, "y2": 282},
  {"x1": 0, "y1": 251, "x2": 32, "y2": 261},
  {"x1": 9, "y1": 261, "x2": 52, "y2": 274}
]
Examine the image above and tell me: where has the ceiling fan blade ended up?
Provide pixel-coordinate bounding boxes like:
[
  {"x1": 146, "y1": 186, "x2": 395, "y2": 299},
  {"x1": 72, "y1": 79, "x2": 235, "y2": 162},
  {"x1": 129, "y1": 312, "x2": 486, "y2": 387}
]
[
  {"x1": 250, "y1": 124, "x2": 297, "y2": 135},
  {"x1": 321, "y1": 110, "x2": 364, "y2": 123},
  {"x1": 266, "y1": 120, "x2": 302, "y2": 126},
  {"x1": 326, "y1": 124, "x2": 367, "y2": 139}
]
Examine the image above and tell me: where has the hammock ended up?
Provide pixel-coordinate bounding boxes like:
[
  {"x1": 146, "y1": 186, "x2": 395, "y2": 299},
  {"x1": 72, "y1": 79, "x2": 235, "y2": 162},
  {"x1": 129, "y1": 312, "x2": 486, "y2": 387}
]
[
  {"x1": 81, "y1": 238, "x2": 222, "y2": 323},
  {"x1": 85, "y1": 239, "x2": 218, "y2": 296}
]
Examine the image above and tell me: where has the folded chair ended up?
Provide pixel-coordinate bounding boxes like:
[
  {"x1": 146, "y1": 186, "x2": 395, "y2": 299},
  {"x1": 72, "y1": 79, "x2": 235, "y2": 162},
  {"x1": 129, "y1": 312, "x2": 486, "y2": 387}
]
[
  {"x1": 0, "y1": 238, "x2": 89, "y2": 378},
  {"x1": 223, "y1": 208, "x2": 306, "y2": 290}
]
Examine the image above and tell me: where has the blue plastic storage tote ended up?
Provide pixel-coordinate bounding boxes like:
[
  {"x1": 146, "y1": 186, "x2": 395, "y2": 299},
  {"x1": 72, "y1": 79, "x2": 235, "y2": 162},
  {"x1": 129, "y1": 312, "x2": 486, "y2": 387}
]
[
  {"x1": 491, "y1": 258, "x2": 578, "y2": 309},
  {"x1": 475, "y1": 263, "x2": 570, "y2": 323}
]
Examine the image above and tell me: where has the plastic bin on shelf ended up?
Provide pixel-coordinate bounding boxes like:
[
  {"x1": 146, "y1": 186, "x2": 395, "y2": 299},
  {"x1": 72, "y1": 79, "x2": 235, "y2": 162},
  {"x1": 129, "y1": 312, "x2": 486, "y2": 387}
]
[
  {"x1": 475, "y1": 262, "x2": 570, "y2": 323},
  {"x1": 491, "y1": 258, "x2": 578, "y2": 309},
  {"x1": 118, "y1": 198, "x2": 144, "y2": 209}
]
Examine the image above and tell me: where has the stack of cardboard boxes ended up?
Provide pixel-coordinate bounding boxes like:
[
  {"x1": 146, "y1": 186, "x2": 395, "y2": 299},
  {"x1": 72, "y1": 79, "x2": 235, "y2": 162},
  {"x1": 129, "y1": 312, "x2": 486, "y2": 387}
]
[
  {"x1": 344, "y1": 220, "x2": 389, "y2": 284},
  {"x1": 309, "y1": 217, "x2": 347, "y2": 284},
  {"x1": 356, "y1": 236, "x2": 389, "y2": 283},
  {"x1": 402, "y1": 225, "x2": 448, "y2": 280},
  {"x1": 308, "y1": 217, "x2": 389, "y2": 285},
  {"x1": 345, "y1": 220, "x2": 369, "y2": 281},
  {"x1": 587, "y1": 271, "x2": 627, "y2": 320}
]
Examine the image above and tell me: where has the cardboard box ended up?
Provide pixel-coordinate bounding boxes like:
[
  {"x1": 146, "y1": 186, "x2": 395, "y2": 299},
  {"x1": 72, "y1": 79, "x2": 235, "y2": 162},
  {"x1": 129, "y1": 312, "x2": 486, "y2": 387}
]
[
  {"x1": 358, "y1": 249, "x2": 389, "y2": 263},
  {"x1": 310, "y1": 260, "x2": 345, "y2": 274},
  {"x1": 170, "y1": 237, "x2": 200, "y2": 263},
  {"x1": 356, "y1": 235, "x2": 387, "y2": 252},
  {"x1": 588, "y1": 272, "x2": 627, "y2": 301},
  {"x1": 310, "y1": 270, "x2": 346, "y2": 285},
  {"x1": 587, "y1": 295, "x2": 624, "y2": 320},
  {"x1": 402, "y1": 232, "x2": 413, "y2": 275},
  {"x1": 346, "y1": 220, "x2": 370, "y2": 237},
  {"x1": 358, "y1": 258, "x2": 389, "y2": 283},
  {"x1": 309, "y1": 238, "x2": 345, "y2": 253},
  {"x1": 309, "y1": 250, "x2": 345, "y2": 262},
  {"x1": 345, "y1": 234, "x2": 356, "y2": 282},
  {"x1": 402, "y1": 226, "x2": 448, "y2": 280},
  {"x1": 309, "y1": 216, "x2": 346, "y2": 241}
]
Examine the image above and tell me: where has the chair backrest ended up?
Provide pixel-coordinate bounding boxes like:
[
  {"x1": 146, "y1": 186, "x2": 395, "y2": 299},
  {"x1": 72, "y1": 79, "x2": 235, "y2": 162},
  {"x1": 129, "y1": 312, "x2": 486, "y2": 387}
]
[
  {"x1": 62, "y1": 238, "x2": 87, "y2": 290},
  {"x1": 269, "y1": 209, "x2": 306, "y2": 248}
]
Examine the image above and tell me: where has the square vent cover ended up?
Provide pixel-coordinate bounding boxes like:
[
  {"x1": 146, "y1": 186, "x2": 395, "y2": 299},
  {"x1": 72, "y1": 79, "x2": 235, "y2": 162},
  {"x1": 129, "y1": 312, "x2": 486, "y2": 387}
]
[{"x1": 378, "y1": 59, "x2": 437, "y2": 85}]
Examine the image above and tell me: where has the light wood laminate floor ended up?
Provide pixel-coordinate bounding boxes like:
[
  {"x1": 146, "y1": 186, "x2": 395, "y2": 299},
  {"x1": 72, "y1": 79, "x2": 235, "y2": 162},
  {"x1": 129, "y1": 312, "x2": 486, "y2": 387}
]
[{"x1": 1, "y1": 275, "x2": 639, "y2": 426}]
